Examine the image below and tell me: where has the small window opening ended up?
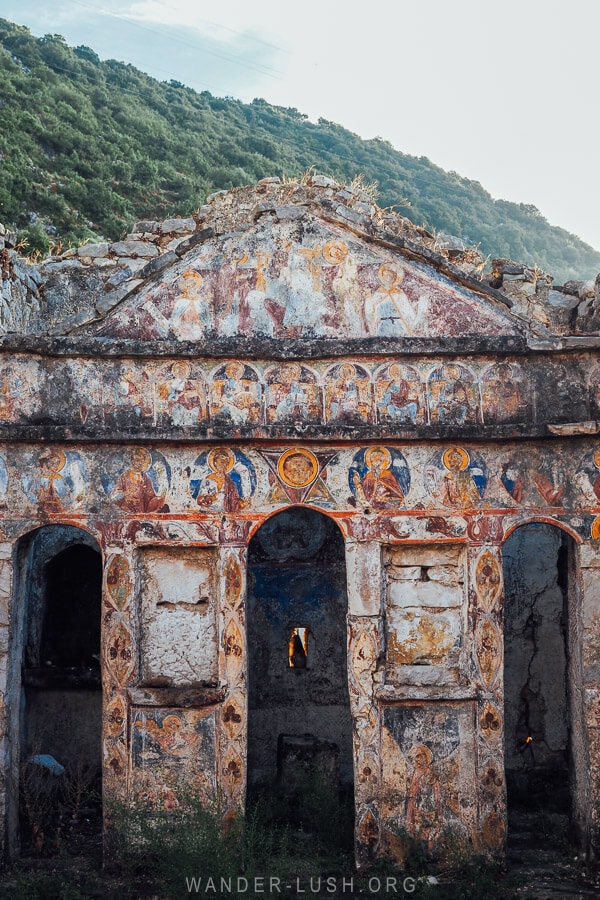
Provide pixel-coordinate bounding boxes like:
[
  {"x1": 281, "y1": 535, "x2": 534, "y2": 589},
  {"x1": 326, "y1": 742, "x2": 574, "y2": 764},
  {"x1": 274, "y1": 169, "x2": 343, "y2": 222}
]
[{"x1": 288, "y1": 627, "x2": 308, "y2": 668}]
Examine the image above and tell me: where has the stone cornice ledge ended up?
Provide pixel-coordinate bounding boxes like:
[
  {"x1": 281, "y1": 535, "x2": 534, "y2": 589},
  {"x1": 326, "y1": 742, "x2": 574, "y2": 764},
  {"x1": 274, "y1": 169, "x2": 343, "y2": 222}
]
[{"x1": 375, "y1": 685, "x2": 478, "y2": 703}]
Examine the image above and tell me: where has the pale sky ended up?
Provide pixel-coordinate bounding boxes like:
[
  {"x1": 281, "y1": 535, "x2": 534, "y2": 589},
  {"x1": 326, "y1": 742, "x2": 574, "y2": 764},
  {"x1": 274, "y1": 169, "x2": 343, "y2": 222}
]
[{"x1": 1, "y1": 0, "x2": 599, "y2": 250}]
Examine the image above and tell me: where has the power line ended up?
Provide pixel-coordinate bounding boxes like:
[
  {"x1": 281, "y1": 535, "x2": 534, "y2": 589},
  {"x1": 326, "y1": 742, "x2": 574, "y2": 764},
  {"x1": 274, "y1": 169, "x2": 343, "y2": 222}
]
[
  {"x1": 59, "y1": 0, "x2": 285, "y2": 78},
  {"x1": 0, "y1": 16, "x2": 539, "y2": 220}
]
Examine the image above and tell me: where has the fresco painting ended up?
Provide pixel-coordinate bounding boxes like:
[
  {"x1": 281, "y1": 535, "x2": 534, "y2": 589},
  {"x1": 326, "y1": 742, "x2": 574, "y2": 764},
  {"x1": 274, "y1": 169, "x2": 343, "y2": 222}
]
[
  {"x1": 0, "y1": 352, "x2": 598, "y2": 435},
  {"x1": 364, "y1": 265, "x2": 427, "y2": 336},
  {"x1": 475, "y1": 619, "x2": 502, "y2": 687},
  {"x1": 104, "y1": 620, "x2": 135, "y2": 686},
  {"x1": 349, "y1": 447, "x2": 410, "y2": 511},
  {"x1": 481, "y1": 362, "x2": 528, "y2": 423},
  {"x1": 264, "y1": 363, "x2": 321, "y2": 423},
  {"x1": 103, "y1": 447, "x2": 171, "y2": 513},
  {"x1": 545, "y1": 362, "x2": 589, "y2": 424},
  {"x1": 325, "y1": 363, "x2": 372, "y2": 424},
  {"x1": 428, "y1": 364, "x2": 480, "y2": 426},
  {"x1": 105, "y1": 364, "x2": 154, "y2": 427},
  {"x1": 3, "y1": 180, "x2": 600, "y2": 869},
  {"x1": 425, "y1": 447, "x2": 486, "y2": 509},
  {"x1": 189, "y1": 448, "x2": 256, "y2": 513},
  {"x1": 375, "y1": 362, "x2": 425, "y2": 425},
  {"x1": 131, "y1": 708, "x2": 217, "y2": 807},
  {"x1": 576, "y1": 448, "x2": 600, "y2": 504},
  {"x1": 479, "y1": 703, "x2": 503, "y2": 745},
  {"x1": 21, "y1": 448, "x2": 87, "y2": 513},
  {"x1": 474, "y1": 550, "x2": 502, "y2": 611},
  {"x1": 210, "y1": 362, "x2": 261, "y2": 425},
  {"x1": 500, "y1": 451, "x2": 565, "y2": 506},
  {"x1": 89, "y1": 218, "x2": 523, "y2": 342},
  {"x1": 382, "y1": 704, "x2": 476, "y2": 853},
  {"x1": 0, "y1": 439, "x2": 593, "y2": 520},
  {"x1": 0, "y1": 360, "x2": 41, "y2": 422},
  {"x1": 106, "y1": 694, "x2": 127, "y2": 740},
  {"x1": 156, "y1": 361, "x2": 206, "y2": 426},
  {"x1": 169, "y1": 270, "x2": 211, "y2": 340},
  {"x1": 105, "y1": 553, "x2": 132, "y2": 612},
  {"x1": 260, "y1": 447, "x2": 337, "y2": 506}
]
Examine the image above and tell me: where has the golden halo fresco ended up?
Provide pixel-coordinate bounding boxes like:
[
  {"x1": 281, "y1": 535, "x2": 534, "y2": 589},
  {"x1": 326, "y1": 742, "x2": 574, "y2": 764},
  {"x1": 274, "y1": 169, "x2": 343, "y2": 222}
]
[
  {"x1": 442, "y1": 446, "x2": 470, "y2": 471},
  {"x1": 277, "y1": 447, "x2": 319, "y2": 488}
]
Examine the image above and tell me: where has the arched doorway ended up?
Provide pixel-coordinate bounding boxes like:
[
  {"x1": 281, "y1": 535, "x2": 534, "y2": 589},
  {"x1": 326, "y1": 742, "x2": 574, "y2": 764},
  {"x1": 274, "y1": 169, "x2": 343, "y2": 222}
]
[
  {"x1": 502, "y1": 523, "x2": 580, "y2": 853},
  {"x1": 246, "y1": 508, "x2": 353, "y2": 847},
  {"x1": 8, "y1": 525, "x2": 102, "y2": 857}
]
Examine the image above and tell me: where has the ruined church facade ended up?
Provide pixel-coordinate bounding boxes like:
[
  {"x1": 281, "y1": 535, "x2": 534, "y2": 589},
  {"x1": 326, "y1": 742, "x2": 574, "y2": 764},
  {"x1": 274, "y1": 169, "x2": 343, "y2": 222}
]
[{"x1": 1, "y1": 175, "x2": 600, "y2": 864}]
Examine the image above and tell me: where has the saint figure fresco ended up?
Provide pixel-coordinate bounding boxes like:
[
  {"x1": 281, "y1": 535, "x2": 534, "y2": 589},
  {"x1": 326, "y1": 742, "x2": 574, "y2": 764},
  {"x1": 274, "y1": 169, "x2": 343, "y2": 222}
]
[
  {"x1": 375, "y1": 362, "x2": 423, "y2": 425},
  {"x1": 210, "y1": 362, "x2": 261, "y2": 425},
  {"x1": 169, "y1": 270, "x2": 210, "y2": 339},
  {"x1": 406, "y1": 745, "x2": 442, "y2": 852},
  {"x1": 23, "y1": 448, "x2": 87, "y2": 513},
  {"x1": 265, "y1": 363, "x2": 321, "y2": 423},
  {"x1": 501, "y1": 452, "x2": 565, "y2": 506},
  {"x1": 482, "y1": 362, "x2": 526, "y2": 423},
  {"x1": 190, "y1": 447, "x2": 256, "y2": 513},
  {"x1": 108, "y1": 448, "x2": 170, "y2": 513},
  {"x1": 364, "y1": 265, "x2": 425, "y2": 335},
  {"x1": 156, "y1": 361, "x2": 206, "y2": 426},
  {"x1": 349, "y1": 446, "x2": 410, "y2": 511},
  {"x1": 325, "y1": 363, "x2": 371, "y2": 423},
  {"x1": 112, "y1": 365, "x2": 153, "y2": 423},
  {"x1": 428, "y1": 364, "x2": 479, "y2": 426},
  {"x1": 425, "y1": 447, "x2": 486, "y2": 509}
]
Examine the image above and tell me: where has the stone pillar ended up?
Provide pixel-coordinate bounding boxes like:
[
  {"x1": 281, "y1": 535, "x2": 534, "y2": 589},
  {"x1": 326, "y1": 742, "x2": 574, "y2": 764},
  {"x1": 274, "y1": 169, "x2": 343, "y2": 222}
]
[
  {"x1": 217, "y1": 544, "x2": 247, "y2": 825},
  {"x1": 102, "y1": 549, "x2": 135, "y2": 820},
  {"x1": 0, "y1": 543, "x2": 13, "y2": 862},
  {"x1": 468, "y1": 543, "x2": 506, "y2": 853},
  {"x1": 345, "y1": 539, "x2": 384, "y2": 868},
  {"x1": 578, "y1": 543, "x2": 600, "y2": 856}
]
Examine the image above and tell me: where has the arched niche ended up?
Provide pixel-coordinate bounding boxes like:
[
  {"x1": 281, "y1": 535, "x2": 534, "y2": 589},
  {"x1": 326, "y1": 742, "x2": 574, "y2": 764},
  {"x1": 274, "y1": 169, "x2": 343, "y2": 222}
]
[
  {"x1": 246, "y1": 507, "x2": 354, "y2": 838},
  {"x1": 8, "y1": 525, "x2": 103, "y2": 857},
  {"x1": 502, "y1": 521, "x2": 584, "y2": 851}
]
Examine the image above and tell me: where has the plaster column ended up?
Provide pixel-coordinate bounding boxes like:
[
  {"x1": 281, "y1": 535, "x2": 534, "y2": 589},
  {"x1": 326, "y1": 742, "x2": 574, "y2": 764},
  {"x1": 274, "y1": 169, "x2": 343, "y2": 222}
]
[
  {"x1": 468, "y1": 543, "x2": 506, "y2": 854},
  {"x1": 577, "y1": 542, "x2": 600, "y2": 856},
  {"x1": 218, "y1": 543, "x2": 247, "y2": 824},
  {"x1": 0, "y1": 543, "x2": 13, "y2": 862},
  {"x1": 345, "y1": 538, "x2": 384, "y2": 868},
  {"x1": 101, "y1": 549, "x2": 136, "y2": 820}
]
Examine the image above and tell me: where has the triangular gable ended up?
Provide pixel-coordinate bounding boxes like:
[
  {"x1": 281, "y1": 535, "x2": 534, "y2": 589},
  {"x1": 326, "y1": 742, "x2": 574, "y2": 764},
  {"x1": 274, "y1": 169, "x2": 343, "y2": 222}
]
[{"x1": 82, "y1": 216, "x2": 525, "y2": 343}]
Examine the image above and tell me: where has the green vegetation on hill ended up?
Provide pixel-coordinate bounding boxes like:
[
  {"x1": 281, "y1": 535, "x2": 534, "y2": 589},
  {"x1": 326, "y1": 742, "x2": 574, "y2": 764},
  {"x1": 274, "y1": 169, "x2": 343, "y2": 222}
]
[{"x1": 1, "y1": 17, "x2": 598, "y2": 283}]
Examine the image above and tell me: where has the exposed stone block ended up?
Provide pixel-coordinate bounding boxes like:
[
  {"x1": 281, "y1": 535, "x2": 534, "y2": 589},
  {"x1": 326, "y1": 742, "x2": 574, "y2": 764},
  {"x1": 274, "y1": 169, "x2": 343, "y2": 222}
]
[
  {"x1": 388, "y1": 580, "x2": 463, "y2": 608},
  {"x1": 387, "y1": 546, "x2": 462, "y2": 567},
  {"x1": 160, "y1": 217, "x2": 196, "y2": 234},
  {"x1": 110, "y1": 240, "x2": 159, "y2": 258},
  {"x1": 77, "y1": 242, "x2": 109, "y2": 259},
  {"x1": 133, "y1": 220, "x2": 161, "y2": 233}
]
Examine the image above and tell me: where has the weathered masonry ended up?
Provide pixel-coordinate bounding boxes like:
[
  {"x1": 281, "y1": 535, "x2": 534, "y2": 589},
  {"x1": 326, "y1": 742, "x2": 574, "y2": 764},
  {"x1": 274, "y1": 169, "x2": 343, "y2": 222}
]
[{"x1": 1, "y1": 174, "x2": 600, "y2": 866}]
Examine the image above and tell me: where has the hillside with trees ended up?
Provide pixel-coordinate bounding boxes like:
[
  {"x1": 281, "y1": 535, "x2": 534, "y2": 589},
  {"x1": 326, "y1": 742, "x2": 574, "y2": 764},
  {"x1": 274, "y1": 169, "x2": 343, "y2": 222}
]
[{"x1": 1, "y1": 17, "x2": 598, "y2": 284}]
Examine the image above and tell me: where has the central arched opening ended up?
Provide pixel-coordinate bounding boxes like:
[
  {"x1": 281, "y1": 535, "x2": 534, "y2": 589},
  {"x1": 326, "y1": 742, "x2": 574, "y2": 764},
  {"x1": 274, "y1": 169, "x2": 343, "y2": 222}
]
[
  {"x1": 502, "y1": 522, "x2": 579, "y2": 857},
  {"x1": 247, "y1": 507, "x2": 354, "y2": 853}
]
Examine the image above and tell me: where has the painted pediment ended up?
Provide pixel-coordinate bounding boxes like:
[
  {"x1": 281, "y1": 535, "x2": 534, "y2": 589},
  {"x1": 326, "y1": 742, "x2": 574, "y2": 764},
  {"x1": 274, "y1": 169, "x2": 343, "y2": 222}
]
[{"x1": 82, "y1": 216, "x2": 524, "y2": 344}]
